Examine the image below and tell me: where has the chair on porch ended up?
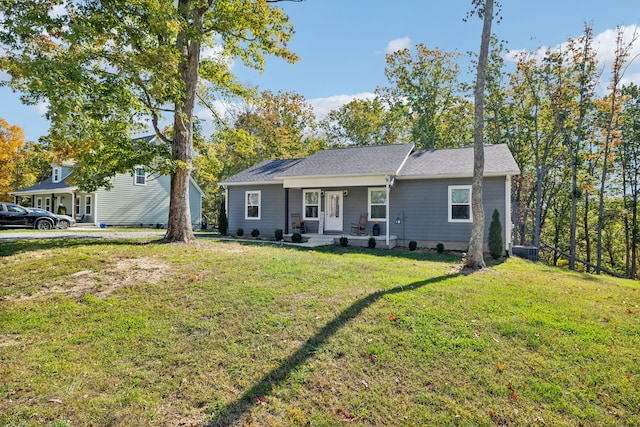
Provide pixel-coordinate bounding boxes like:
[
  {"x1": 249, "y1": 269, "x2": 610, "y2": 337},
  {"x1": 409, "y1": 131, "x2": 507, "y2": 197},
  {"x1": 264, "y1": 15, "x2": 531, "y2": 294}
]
[
  {"x1": 349, "y1": 213, "x2": 367, "y2": 236},
  {"x1": 291, "y1": 213, "x2": 306, "y2": 234}
]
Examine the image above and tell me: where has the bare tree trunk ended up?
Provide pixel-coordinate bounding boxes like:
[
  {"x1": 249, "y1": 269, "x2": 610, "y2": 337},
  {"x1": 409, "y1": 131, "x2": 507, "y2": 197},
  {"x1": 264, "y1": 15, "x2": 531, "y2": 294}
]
[
  {"x1": 465, "y1": 0, "x2": 494, "y2": 269},
  {"x1": 583, "y1": 193, "x2": 591, "y2": 272},
  {"x1": 164, "y1": 0, "x2": 200, "y2": 243}
]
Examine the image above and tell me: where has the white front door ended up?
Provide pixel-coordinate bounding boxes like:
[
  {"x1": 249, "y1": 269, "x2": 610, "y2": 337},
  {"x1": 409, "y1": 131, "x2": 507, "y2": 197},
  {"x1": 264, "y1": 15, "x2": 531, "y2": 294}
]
[{"x1": 324, "y1": 191, "x2": 343, "y2": 231}]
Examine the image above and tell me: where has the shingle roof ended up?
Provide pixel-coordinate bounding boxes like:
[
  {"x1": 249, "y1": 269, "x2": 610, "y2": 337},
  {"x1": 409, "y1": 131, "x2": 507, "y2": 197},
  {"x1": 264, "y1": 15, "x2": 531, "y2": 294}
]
[
  {"x1": 398, "y1": 144, "x2": 520, "y2": 178},
  {"x1": 219, "y1": 143, "x2": 519, "y2": 185},
  {"x1": 277, "y1": 143, "x2": 414, "y2": 177},
  {"x1": 11, "y1": 176, "x2": 75, "y2": 194},
  {"x1": 219, "y1": 158, "x2": 305, "y2": 184}
]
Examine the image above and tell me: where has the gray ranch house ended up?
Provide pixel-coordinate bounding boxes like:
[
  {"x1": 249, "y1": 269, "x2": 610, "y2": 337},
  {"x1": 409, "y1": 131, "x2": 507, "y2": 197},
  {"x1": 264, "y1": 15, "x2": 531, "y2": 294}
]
[
  {"x1": 219, "y1": 143, "x2": 520, "y2": 251},
  {"x1": 11, "y1": 136, "x2": 205, "y2": 228}
]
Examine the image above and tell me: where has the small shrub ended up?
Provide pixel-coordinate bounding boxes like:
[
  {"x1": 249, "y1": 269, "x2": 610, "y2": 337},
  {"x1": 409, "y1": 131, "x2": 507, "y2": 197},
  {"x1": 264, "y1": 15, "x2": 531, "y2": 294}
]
[
  {"x1": 291, "y1": 232, "x2": 302, "y2": 243},
  {"x1": 218, "y1": 199, "x2": 228, "y2": 235},
  {"x1": 489, "y1": 208, "x2": 504, "y2": 259},
  {"x1": 236, "y1": 227, "x2": 244, "y2": 237},
  {"x1": 339, "y1": 236, "x2": 348, "y2": 247},
  {"x1": 436, "y1": 243, "x2": 445, "y2": 253},
  {"x1": 409, "y1": 240, "x2": 417, "y2": 251},
  {"x1": 368, "y1": 237, "x2": 376, "y2": 248},
  {"x1": 275, "y1": 229, "x2": 283, "y2": 241},
  {"x1": 251, "y1": 228, "x2": 260, "y2": 238},
  {"x1": 57, "y1": 205, "x2": 67, "y2": 215}
]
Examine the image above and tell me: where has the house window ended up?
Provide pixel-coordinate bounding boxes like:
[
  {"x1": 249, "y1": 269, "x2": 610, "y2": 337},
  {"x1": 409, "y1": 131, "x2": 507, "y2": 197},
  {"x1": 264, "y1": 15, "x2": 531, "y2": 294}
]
[
  {"x1": 245, "y1": 191, "x2": 260, "y2": 220},
  {"x1": 134, "y1": 167, "x2": 146, "y2": 185},
  {"x1": 449, "y1": 185, "x2": 472, "y2": 222},
  {"x1": 85, "y1": 195, "x2": 92, "y2": 216},
  {"x1": 368, "y1": 188, "x2": 387, "y2": 221},
  {"x1": 52, "y1": 166, "x2": 61, "y2": 183},
  {"x1": 303, "y1": 189, "x2": 320, "y2": 219},
  {"x1": 75, "y1": 197, "x2": 80, "y2": 215},
  {"x1": 36, "y1": 198, "x2": 42, "y2": 209},
  {"x1": 45, "y1": 197, "x2": 51, "y2": 212}
]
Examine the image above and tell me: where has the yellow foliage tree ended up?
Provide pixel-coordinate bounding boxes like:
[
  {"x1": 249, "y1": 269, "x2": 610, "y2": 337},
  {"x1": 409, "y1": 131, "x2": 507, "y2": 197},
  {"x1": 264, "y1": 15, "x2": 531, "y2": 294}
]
[{"x1": 0, "y1": 118, "x2": 26, "y2": 202}]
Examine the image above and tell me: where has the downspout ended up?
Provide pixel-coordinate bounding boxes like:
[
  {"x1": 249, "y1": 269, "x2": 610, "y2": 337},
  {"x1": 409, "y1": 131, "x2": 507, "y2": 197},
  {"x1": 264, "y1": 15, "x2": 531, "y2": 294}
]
[
  {"x1": 385, "y1": 176, "x2": 390, "y2": 248},
  {"x1": 223, "y1": 185, "x2": 228, "y2": 227}
]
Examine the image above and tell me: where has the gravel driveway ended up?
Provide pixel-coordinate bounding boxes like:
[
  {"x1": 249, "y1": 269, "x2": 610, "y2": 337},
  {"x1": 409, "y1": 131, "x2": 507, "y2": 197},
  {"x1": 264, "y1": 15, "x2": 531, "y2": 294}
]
[{"x1": 0, "y1": 227, "x2": 168, "y2": 242}]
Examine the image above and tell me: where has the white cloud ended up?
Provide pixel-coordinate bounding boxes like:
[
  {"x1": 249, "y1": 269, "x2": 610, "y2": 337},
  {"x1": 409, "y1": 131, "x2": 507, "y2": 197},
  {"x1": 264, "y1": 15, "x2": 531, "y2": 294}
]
[
  {"x1": 380, "y1": 37, "x2": 412, "y2": 55},
  {"x1": 34, "y1": 101, "x2": 49, "y2": 115},
  {"x1": 505, "y1": 25, "x2": 640, "y2": 93},
  {"x1": 308, "y1": 92, "x2": 376, "y2": 118}
]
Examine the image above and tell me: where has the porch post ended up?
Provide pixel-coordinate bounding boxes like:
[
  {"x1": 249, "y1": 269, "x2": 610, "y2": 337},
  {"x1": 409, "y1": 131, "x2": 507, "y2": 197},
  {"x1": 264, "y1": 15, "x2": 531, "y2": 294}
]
[
  {"x1": 385, "y1": 176, "x2": 390, "y2": 248},
  {"x1": 284, "y1": 188, "x2": 289, "y2": 234}
]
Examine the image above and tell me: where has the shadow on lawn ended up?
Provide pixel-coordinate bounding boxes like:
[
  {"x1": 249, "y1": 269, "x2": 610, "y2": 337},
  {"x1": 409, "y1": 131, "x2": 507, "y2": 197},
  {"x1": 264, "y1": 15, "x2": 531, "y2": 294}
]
[
  {"x1": 208, "y1": 272, "x2": 459, "y2": 427},
  {"x1": 0, "y1": 236, "x2": 162, "y2": 257}
]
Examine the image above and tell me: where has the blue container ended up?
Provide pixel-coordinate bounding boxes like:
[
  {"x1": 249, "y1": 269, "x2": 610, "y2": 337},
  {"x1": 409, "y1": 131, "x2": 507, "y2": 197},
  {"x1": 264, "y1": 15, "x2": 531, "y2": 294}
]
[{"x1": 99, "y1": 223, "x2": 106, "y2": 228}]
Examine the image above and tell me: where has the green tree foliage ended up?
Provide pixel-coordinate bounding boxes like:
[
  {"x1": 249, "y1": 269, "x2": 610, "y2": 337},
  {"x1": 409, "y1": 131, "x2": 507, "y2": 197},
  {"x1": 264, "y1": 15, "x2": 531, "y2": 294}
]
[
  {"x1": 489, "y1": 208, "x2": 503, "y2": 259},
  {"x1": 378, "y1": 44, "x2": 471, "y2": 149},
  {"x1": 320, "y1": 97, "x2": 410, "y2": 147},
  {"x1": 0, "y1": 0, "x2": 300, "y2": 242},
  {"x1": 218, "y1": 197, "x2": 228, "y2": 235}
]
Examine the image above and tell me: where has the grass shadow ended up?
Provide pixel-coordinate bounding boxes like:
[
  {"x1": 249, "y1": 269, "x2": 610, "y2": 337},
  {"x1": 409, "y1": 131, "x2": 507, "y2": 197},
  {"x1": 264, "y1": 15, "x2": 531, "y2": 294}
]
[
  {"x1": 0, "y1": 237, "x2": 163, "y2": 258},
  {"x1": 208, "y1": 272, "x2": 459, "y2": 426}
]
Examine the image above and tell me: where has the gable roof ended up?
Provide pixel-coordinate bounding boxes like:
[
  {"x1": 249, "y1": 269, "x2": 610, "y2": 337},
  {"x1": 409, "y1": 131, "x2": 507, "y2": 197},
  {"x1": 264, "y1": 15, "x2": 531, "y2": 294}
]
[
  {"x1": 398, "y1": 144, "x2": 520, "y2": 178},
  {"x1": 219, "y1": 159, "x2": 305, "y2": 185},
  {"x1": 276, "y1": 143, "x2": 414, "y2": 178},
  {"x1": 219, "y1": 143, "x2": 520, "y2": 187}
]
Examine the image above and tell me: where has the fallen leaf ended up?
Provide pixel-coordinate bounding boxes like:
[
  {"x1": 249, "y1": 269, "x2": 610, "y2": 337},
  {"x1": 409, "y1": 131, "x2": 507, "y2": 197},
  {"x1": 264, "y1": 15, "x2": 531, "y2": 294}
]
[
  {"x1": 510, "y1": 391, "x2": 519, "y2": 401},
  {"x1": 626, "y1": 308, "x2": 634, "y2": 314},
  {"x1": 189, "y1": 275, "x2": 199, "y2": 282},
  {"x1": 579, "y1": 366, "x2": 586, "y2": 373},
  {"x1": 528, "y1": 365, "x2": 536, "y2": 372},
  {"x1": 47, "y1": 399, "x2": 62, "y2": 404},
  {"x1": 602, "y1": 317, "x2": 610, "y2": 322},
  {"x1": 626, "y1": 372, "x2": 632, "y2": 379},
  {"x1": 389, "y1": 315, "x2": 398, "y2": 321},
  {"x1": 497, "y1": 361, "x2": 505, "y2": 372},
  {"x1": 370, "y1": 354, "x2": 377, "y2": 363},
  {"x1": 256, "y1": 396, "x2": 266, "y2": 406}
]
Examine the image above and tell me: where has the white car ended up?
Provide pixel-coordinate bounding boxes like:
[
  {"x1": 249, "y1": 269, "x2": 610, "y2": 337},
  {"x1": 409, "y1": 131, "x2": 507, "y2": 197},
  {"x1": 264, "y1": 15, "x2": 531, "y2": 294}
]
[{"x1": 28, "y1": 208, "x2": 76, "y2": 229}]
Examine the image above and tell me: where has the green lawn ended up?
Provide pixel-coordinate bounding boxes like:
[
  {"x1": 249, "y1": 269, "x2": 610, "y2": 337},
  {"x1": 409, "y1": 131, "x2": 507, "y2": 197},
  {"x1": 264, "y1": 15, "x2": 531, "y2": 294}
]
[{"x1": 1, "y1": 238, "x2": 638, "y2": 426}]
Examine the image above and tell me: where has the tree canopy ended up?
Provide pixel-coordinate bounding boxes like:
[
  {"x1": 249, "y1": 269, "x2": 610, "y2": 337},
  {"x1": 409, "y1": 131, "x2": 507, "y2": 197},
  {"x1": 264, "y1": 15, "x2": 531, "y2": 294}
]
[{"x1": 0, "y1": 0, "x2": 300, "y2": 241}]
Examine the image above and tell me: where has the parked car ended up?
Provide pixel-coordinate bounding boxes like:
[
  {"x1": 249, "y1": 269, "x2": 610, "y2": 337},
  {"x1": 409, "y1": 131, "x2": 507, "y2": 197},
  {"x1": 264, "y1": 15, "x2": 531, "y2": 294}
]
[
  {"x1": 0, "y1": 202, "x2": 59, "y2": 230},
  {"x1": 28, "y1": 207, "x2": 76, "y2": 229}
]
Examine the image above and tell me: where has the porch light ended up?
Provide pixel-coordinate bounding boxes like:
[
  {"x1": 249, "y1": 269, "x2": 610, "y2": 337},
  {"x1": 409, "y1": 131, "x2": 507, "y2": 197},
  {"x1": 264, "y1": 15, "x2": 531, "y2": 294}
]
[{"x1": 395, "y1": 216, "x2": 402, "y2": 225}]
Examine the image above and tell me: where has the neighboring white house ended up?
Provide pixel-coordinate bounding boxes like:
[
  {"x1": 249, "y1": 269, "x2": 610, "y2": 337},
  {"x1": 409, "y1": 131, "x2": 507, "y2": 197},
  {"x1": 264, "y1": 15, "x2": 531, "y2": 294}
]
[{"x1": 11, "y1": 136, "x2": 205, "y2": 228}]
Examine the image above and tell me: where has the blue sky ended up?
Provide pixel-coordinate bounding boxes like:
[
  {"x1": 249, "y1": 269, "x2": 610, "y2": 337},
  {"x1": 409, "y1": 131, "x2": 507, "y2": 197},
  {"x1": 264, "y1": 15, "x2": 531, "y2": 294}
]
[{"x1": 2, "y1": 0, "x2": 640, "y2": 142}]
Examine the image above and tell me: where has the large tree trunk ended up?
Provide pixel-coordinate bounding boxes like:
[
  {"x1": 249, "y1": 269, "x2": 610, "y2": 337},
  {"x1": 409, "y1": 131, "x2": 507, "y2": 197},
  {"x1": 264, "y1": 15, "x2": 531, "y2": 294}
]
[
  {"x1": 465, "y1": 0, "x2": 494, "y2": 269},
  {"x1": 164, "y1": 0, "x2": 201, "y2": 243}
]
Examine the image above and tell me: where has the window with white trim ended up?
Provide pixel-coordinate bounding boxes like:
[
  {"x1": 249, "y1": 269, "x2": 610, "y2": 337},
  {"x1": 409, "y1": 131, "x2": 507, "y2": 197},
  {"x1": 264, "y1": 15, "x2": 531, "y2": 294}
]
[
  {"x1": 134, "y1": 167, "x2": 146, "y2": 185},
  {"x1": 368, "y1": 188, "x2": 387, "y2": 221},
  {"x1": 245, "y1": 191, "x2": 261, "y2": 220},
  {"x1": 85, "y1": 195, "x2": 92, "y2": 215},
  {"x1": 36, "y1": 198, "x2": 42, "y2": 209},
  {"x1": 75, "y1": 197, "x2": 80, "y2": 215},
  {"x1": 45, "y1": 197, "x2": 51, "y2": 212},
  {"x1": 303, "y1": 189, "x2": 320, "y2": 219},
  {"x1": 448, "y1": 185, "x2": 472, "y2": 222},
  {"x1": 52, "y1": 166, "x2": 61, "y2": 183}
]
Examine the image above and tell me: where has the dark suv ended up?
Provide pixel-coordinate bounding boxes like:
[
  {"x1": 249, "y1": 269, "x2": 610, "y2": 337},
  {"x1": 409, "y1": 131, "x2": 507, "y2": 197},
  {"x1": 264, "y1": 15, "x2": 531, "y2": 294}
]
[{"x1": 0, "y1": 202, "x2": 59, "y2": 230}]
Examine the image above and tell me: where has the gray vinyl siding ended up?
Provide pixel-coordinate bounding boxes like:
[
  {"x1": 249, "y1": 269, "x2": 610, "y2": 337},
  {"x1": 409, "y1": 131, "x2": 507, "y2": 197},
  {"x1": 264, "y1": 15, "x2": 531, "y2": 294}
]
[
  {"x1": 227, "y1": 184, "x2": 287, "y2": 235},
  {"x1": 389, "y1": 177, "x2": 506, "y2": 245},
  {"x1": 91, "y1": 173, "x2": 202, "y2": 227},
  {"x1": 95, "y1": 173, "x2": 172, "y2": 226},
  {"x1": 188, "y1": 181, "x2": 203, "y2": 226}
]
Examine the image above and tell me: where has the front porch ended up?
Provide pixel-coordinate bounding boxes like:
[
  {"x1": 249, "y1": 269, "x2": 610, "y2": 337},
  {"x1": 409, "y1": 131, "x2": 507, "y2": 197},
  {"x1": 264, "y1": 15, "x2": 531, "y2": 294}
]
[{"x1": 291, "y1": 233, "x2": 397, "y2": 249}]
